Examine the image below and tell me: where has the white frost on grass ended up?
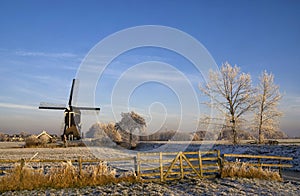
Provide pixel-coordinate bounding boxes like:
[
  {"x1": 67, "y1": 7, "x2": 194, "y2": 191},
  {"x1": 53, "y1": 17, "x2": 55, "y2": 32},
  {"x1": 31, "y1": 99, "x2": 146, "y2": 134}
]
[
  {"x1": 0, "y1": 143, "x2": 300, "y2": 195},
  {"x1": 1, "y1": 178, "x2": 299, "y2": 195}
]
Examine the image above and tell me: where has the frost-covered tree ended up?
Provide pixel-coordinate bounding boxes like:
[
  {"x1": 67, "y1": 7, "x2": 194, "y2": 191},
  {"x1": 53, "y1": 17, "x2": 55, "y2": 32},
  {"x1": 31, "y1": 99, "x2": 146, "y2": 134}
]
[
  {"x1": 86, "y1": 123, "x2": 122, "y2": 146},
  {"x1": 255, "y1": 71, "x2": 282, "y2": 143},
  {"x1": 200, "y1": 62, "x2": 256, "y2": 144},
  {"x1": 115, "y1": 111, "x2": 146, "y2": 148}
]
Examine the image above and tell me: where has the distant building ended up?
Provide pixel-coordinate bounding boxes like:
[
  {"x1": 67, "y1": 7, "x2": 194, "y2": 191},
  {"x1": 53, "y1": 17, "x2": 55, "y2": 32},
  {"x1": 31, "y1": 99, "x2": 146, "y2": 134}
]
[
  {"x1": 0, "y1": 133, "x2": 10, "y2": 141},
  {"x1": 0, "y1": 132, "x2": 57, "y2": 143},
  {"x1": 37, "y1": 130, "x2": 53, "y2": 143},
  {"x1": 50, "y1": 134, "x2": 58, "y2": 139},
  {"x1": 4, "y1": 134, "x2": 10, "y2": 141},
  {"x1": 10, "y1": 134, "x2": 24, "y2": 142}
]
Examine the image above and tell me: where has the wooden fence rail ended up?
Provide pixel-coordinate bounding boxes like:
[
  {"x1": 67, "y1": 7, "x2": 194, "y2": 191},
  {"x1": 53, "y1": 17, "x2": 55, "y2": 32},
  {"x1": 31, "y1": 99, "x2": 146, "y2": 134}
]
[
  {"x1": 0, "y1": 157, "x2": 136, "y2": 177},
  {"x1": 0, "y1": 157, "x2": 135, "y2": 164},
  {"x1": 222, "y1": 154, "x2": 293, "y2": 176}
]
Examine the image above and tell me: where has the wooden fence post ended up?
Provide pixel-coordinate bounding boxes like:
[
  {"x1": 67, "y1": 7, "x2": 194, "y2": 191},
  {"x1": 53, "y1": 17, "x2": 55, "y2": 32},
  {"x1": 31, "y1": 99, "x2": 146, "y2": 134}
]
[
  {"x1": 159, "y1": 152, "x2": 163, "y2": 182},
  {"x1": 133, "y1": 156, "x2": 137, "y2": 176},
  {"x1": 78, "y1": 156, "x2": 82, "y2": 177},
  {"x1": 217, "y1": 150, "x2": 222, "y2": 177},
  {"x1": 136, "y1": 153, "x2": 140, "y2": 179},
  {"x1": 279, "y1": 160, "x2": 282, "y2": 177},
  {"x1": 198, "y1": 151, "x2": 203, "y2": 178},
  {"x1": 179, "y1": 152, "x2": 184, "y2": 179},
  {"x1": 20, "y1": 158, "x2": 25, "y2": 168},
  {"x1": 19, "y1": 158, "x2": 25, "y2": 189}
]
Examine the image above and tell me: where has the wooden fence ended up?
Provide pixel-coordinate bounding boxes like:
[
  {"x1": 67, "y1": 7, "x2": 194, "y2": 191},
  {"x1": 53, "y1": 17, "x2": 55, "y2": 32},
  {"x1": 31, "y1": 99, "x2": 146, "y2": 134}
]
[
  {"x1": 0, "y1": 157, "x2": 136, "y2": 177},
  {"x1": 222, "y1": 154, "x2": 293, "y2": 176},
  {"x1": 0, "y1": 151, "x2": 293, "y2": 182},
  {"x1": 136, "y1": 150, "x2": 221, "y2": 182}
]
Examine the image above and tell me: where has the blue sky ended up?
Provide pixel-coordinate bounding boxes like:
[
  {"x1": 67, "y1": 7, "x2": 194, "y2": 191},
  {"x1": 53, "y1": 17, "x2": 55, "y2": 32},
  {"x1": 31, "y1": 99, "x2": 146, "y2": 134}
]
[{"x1": 0, "y1": 0, "x2": 299, "y2": 137}]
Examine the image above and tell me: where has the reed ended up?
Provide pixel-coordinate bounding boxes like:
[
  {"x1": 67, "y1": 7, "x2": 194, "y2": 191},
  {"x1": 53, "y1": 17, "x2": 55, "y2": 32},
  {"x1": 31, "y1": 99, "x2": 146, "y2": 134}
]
[
  {"x1": 221, "y1": 161, "x2": 282, "y2": 181},
  {"x1": 0, "y1": 161, "x2": 137, "y2": 192}
]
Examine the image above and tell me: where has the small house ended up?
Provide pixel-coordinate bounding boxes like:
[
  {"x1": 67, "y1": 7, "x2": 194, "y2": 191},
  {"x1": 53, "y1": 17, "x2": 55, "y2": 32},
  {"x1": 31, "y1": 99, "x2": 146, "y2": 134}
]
[{"x1": 37, "y1": 130, "x2": 53, "y2": 143}]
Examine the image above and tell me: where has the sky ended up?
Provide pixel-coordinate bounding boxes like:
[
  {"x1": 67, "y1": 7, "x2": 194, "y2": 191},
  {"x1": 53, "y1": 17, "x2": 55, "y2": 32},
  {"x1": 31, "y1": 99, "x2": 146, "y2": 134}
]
[{"x1": 0, "y1": 0, "x2": 299, "y2": 137}]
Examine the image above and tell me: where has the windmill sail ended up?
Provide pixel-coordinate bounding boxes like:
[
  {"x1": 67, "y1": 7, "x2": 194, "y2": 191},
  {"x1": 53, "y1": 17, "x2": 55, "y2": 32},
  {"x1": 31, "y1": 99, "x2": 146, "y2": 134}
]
[
  {"x1": 39, "y1": 102, "x2": 66, "y2": 110},
  {"x1": 68, "y1": 79, "x2": 76, "y2": 107},
  {"x1": 73, "y1": 106, "x2": 100, "y2": 111}
]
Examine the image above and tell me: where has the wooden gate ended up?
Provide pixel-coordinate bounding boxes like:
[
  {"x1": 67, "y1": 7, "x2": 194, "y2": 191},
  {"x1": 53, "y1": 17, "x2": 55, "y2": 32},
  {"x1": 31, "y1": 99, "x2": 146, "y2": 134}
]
[{"x1": 136, "y1": 150, "x2": 221, "y2": 182}]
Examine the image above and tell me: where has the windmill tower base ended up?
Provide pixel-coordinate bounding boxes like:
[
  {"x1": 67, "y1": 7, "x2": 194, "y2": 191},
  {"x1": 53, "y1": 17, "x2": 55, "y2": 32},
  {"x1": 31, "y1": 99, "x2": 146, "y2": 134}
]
[{"x1": 64, "y1": 125, "x2": 81, "y2": 140}]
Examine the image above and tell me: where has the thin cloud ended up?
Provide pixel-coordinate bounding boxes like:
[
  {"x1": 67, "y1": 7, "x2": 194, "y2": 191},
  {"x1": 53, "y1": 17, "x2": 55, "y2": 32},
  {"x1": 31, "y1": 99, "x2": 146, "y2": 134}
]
[
  {"x1": 0, "y1": 102, "x2": 37, "y2": 110},
  {"x1": 102, "y1": 66, "x2": 202, "y2": 84},
  {"x1": 15, "y1": 50, "x2": 77, "y2": 58},
  {"x1": 280, "y1": 94, "x2": 300, "y2": 112}
]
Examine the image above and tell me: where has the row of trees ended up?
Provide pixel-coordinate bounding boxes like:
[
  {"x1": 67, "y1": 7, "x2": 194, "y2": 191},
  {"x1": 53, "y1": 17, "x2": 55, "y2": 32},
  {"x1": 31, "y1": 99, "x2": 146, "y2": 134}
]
[
  {"x1": 87, "y1": 63, "x2": 282, "y2": 145},
  {"x1": 200, "y1": 62, "x2": 282, "y2": 144},
  {"x1": 86, "y1": 111, "x2": 147, "y2": 149}
]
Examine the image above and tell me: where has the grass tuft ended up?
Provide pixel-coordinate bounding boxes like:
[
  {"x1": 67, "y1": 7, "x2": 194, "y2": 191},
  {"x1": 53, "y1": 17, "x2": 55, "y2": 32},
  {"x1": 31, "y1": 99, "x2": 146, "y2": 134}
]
[
  {"x1": 0, "y1": 161, "x2": 137, "y2": 192},
  {"x1": 221, "y1": 161, "x2": 282, "y2": 181}
]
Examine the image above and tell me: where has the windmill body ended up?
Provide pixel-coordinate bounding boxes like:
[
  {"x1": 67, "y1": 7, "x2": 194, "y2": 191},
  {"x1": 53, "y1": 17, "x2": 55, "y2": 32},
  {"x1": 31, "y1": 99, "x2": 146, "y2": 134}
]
[{"x1": 39, "y1": 79, "x2": 100, "y2": 140}]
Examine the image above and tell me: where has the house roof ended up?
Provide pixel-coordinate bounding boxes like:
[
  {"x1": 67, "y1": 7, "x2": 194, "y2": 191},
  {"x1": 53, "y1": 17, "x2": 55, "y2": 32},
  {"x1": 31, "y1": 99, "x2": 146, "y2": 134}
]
[{"x1": 37, "y1": 130, "x2": 53, "y2": 139}]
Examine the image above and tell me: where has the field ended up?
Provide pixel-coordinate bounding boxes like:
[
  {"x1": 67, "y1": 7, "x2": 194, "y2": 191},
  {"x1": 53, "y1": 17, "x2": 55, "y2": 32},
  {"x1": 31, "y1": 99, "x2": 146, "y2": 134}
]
[{"x1": 0, "y1": 141, "x2": 300, "y2": 195}]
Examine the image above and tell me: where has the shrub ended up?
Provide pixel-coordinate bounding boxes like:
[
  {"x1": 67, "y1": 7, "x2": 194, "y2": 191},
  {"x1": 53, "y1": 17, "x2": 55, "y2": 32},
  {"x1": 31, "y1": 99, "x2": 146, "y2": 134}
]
[
  {"x1": 25, "y1": 135, "x2": 52, "y2": 147},
  {"x1": 24, "y1": 135, "x2": 39, "y2": 147},
  {"x1": 87, "y1": 123, "x2": 122, "y2": 145},
  {"x1": 39, "y1": 135, "x2": 50, "y2": 146}
]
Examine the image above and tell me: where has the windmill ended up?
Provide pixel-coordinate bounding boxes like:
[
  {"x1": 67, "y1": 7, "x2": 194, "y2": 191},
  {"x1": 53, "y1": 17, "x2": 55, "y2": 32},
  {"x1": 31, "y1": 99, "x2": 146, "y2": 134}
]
[{"x1": 39, "y1": 79, "x2": 100, "y2": 140}]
